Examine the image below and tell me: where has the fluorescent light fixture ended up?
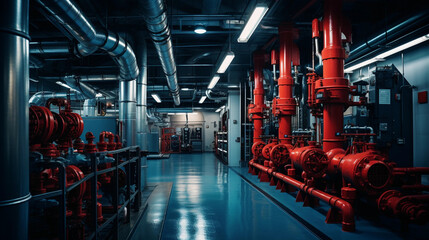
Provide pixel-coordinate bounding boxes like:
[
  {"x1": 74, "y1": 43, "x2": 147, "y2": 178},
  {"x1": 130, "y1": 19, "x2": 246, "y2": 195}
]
[
  {"x1": 207, "y1": 75, "x2": 220, "y2": 89},
  {"x1": 237, "y1": 4, "x2": 269, "y2": 43},
  {"x1": 345, "y1": 34, "x2": 429, "y2": 73},
  {"x1": 199, "y1": 96, "x2": 207, "y2": 104},
  {"x1": 151, "y1": 93, "x2": 162, "y2": 103},
  {"x1": 216, "y1": 52, "x2": 235, "y2": 73},
  {"x1": 181, "y1": 88, "x2": 191, "y2": 91},
  {"x1": 95, "y1": 93, "x2": 103, "y2": 98},
  {"x1": 56, "y1": 81, "x2": 75, "y2": 91},
  {"x1": 194, "y1": 26, "x2": 206, "y2": 34}
]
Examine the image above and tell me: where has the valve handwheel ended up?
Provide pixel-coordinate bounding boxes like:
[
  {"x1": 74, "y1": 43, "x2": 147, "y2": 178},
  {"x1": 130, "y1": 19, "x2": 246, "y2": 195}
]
[
  {"x1": 66, "y1": 165, "x2": 86, "y2": 204},
  {"x1": 270, "y1": 144, "x2": 290, "y2": 167}
]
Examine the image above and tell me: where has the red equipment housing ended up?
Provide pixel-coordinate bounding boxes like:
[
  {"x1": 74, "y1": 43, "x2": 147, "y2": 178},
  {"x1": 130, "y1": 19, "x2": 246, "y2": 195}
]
[{"x1": 290, "y1": 142, "x2": 329, "y2": 179}]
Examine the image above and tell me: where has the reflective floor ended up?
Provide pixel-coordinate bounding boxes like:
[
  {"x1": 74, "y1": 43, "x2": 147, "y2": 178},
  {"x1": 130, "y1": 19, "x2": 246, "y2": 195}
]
[{"x1": 146, "y1": 153, "x2": 319, "y2": 240}]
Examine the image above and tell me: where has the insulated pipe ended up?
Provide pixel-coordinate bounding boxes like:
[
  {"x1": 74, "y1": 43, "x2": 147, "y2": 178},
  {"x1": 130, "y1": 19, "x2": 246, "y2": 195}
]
[
  {"x1": 315, "y1": 0, "x2": 349, "y2": 151},
  {"x1": 30, "y1": 41, "x2": 71, "y2": 54},
  {"x1": 275, "y1": 23, "x2": 297, "y2": 144},
  {"x1": 64, "y1": 75, "x2": 98, "y2": 99},
  {"x1": 136, "y1": 40, "x2": 148, "y2": 150},
  {"x1": 136, "y1": 39, "x2": 148, "y2": 188},
  {"x1": 141, "y1": 0, "x2": 181, "y2": 105},
  {"x1": 83, "y1": 99, "x2": 97, "y2": 117},
  {"x1": 74, "y1": 74, "x2": 118, "y2": 82},
  {"x1": 29, "y1": 91, "x2": 85, "y2": 106},
  {"x1": 250, "y1": 161, "x2": 355, "y2": 231},
  {"x1": 36, "y1": 0, "x2": 139, "y2": 81},
  {"x1": 119, "y1": 79, "x2": 136, "y2": 147},
  {"x1": 0, "y1": 0, "x2": 30, "y2": 238}
]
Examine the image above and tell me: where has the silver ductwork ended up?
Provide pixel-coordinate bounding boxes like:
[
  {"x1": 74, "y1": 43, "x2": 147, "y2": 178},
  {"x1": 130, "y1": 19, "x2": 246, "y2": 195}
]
[
  {"x1": 63, "y1": 75, "x2": 98, "y2": 99},
  {"x1": 119, "y1": 80, "x2": 137, "y2": 147},
  {"x1": 77, "y1": 74, "x2": 118, "y2": 82},
  {"x1": 136, "y1": 40, "x2": 148, "y2": 189},
  {"x1": 30, "y1": 41, "x2": 71, "y2": 54},
  {"x1": 36, "y1": 0, "x2": 139, "y2": 81},
  {"x1": 142, "y1": 0, "x2": 180, "y2": 105},
  {"x1": 0, "y1": 0, "x2": 30, "y2": 237},
  {"x1": 29, "y1": 91, "x2": 85, "y2": 106},
  {"x1": 83, "y1": 98, "x2": 97, "y2": 117},
  {"x1": 136, "y1": 41, "x2": 148, "y2": 150}
]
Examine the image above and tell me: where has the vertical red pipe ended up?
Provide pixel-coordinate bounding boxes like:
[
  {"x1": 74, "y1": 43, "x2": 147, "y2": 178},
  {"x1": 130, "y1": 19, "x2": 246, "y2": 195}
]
[
  {"x1": 252, "y1": 51, "x2": 266, "y2": 143},
  {"x1": 318, "y1": 0, "x2": 349, "y2": 151},
  {"x1": 275, "y1": 23, "x2": 296, "y2": 144}
]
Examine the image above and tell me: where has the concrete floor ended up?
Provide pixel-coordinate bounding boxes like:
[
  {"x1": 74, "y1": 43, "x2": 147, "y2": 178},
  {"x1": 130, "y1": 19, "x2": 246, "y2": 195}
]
[{"x1": 132, "y1": 153, "x2": 427, "y2": 240}]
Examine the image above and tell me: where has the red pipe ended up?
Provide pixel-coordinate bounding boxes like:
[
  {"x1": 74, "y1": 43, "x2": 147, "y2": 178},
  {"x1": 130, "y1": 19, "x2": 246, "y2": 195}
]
[
  {"x1": 250, "y1": 160, "x2": 355, "y2": 231},
  {"x1": 248, "y1": 51, "x2": 267, "y2": 143},
  {"x1": 393, "y1": 167, "x2": 429, "y2": 175},
  {"x1": 274, "y1": 23, "x2": 297, "y2": 144},
  {"x1": 315, "y1": 0, "x2": 349, "y2": 151}
]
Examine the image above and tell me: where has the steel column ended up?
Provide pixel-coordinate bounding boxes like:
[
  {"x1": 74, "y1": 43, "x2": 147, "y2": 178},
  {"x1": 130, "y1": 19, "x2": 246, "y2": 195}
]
[{"x1": 0, "y1": 0, "x2": 30, "y2": 238}]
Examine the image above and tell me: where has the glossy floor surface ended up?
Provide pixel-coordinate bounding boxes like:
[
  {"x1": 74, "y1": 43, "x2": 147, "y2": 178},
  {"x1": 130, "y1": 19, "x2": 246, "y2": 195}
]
[{"x1": 146, "y1": 153, "x2": 320, "y2": 240}]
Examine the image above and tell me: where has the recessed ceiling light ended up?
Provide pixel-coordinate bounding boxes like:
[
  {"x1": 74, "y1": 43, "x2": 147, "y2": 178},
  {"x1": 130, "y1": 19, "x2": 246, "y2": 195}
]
[{"x1": 194, "y1": 26, "x2": 207, "y2": 34}]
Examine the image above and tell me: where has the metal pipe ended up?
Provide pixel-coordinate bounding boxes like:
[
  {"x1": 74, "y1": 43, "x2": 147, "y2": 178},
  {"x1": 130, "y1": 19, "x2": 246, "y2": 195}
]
[
  {"x1": 136, "y1": 40, "x2": 148, "y2": 189},
  {"x1": 344, "y1": 125, "x2": 374, "y2": 142},
  {"x1": 276, "y1": 23, "x2": 297, "y2": 144},
  {"x1": 36, "y1": 0, "x2": 139, "y2": 81},
  {"x1": 206, "y1": 89, "x2": 227, "y2": 101},
  {"x1": 316, "y1": 0, "x2": 349, "y2": 151},
  {"x1": 83, "y1": 98, "x2": 97, "y2": 116},
  {"x1": 314, "y1": 38, "x2": 322, "y2": 66},
  {"x1": 29, "y1": 91, "x2": 85, "y2": 106},
  {"x1": 251, "y1": 51, "x2": 266, "y2": 143},
  {"x1": 0, "y1": 0, "x2": 30, "y2": 237},
  {"x1": 63, "y1": 75, "x2": 97, "y2": 99},
  {"x1": 30, "y1": 41, "x2": 71, "y2": 54},
  {"x1": 76, "y1": 74, "x2": 118, "y2": 82},
  {"x1": 119, "y1": 80, "x2": 136, "y2": 147},
  {"x1": 348, "y1": 12, "x2": 429, "y2": 62},
  {"x1": 141, "y1": 0, "x2": 180, "y2": 105},
  {"x1": 250, "y1": 160, "x2": 355, "y2": 231}
]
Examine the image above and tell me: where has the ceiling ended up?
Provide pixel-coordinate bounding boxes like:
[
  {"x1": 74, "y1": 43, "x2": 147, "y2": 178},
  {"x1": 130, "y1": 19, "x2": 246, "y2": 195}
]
[{"x1": 29, "y1": 0, "x2": 429, "y2": 109}]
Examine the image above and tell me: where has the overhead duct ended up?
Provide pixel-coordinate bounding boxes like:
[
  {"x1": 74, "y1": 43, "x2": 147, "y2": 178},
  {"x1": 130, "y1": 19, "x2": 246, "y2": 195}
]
[
  {"x1": 29, "y1": 91, "x2": 85, "y2": 106},
  {"x1": 64, "y1": 75, "x2": 98, "y2": 99},
  {"x1": 30, "y1": 41, "x2": 71, "y2": 54},
  {"x1": 141, "y1": 0, "x2": 181, "y2": 106},
  {"x1": 36, "y1": 0, "x2": 139, "y2": 81}
]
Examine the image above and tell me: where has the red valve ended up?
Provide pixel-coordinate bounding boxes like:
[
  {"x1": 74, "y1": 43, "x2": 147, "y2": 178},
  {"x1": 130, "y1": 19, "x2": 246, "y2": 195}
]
[
  {"x1": 269, "y1": 144, "x2": 292, "y2": 168},
  {"x1": 290, "y1": 146, "x2": 329, "y2": 179},
  {"x1": 378, "y1": 190, "x2": 429, "y2": 224},
  {"x1": 84, "y1": 132, "x2": 97, "y2": 154}
]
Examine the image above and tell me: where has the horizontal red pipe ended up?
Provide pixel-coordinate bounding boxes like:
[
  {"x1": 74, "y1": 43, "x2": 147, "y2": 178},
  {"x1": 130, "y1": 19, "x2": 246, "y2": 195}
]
[
  {"x1": 394, "y1": 167, "x2": 429, "y2": 174},
  {"x1": 250, "y1": 161, "x2": 355, "y2": 232}
]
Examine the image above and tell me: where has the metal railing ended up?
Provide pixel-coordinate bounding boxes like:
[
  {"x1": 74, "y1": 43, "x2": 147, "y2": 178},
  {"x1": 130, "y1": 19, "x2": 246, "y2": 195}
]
[{"x1": 30, "y1": 146, "x2": 142, "y2": 239}]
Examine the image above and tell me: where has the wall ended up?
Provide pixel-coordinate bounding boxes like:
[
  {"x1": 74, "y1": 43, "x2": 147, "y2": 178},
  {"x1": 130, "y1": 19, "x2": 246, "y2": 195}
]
[
  {"x1": 202, "y1": 112, "x2": 219, "y2": 152},
  {"x1": 169, "y1": 111, "x2": 220, "y2": 152},
  {"x1": 80, "y1": 116, "x2": 117, "y2": 140},
  {"x1": 227, "y1": 91, "x2": 241, "y2": 166},
  {"x1": 348, "y1": 41, "x2": 429, "y2": 184}
]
